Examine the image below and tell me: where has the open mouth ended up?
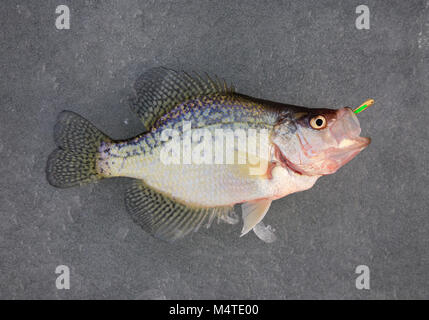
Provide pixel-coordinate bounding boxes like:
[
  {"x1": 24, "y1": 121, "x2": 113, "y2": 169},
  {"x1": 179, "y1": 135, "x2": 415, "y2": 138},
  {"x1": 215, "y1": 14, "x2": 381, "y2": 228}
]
[
  {"x1": 326, "y1": 107, "x2": 371, "y2": 167},
  {"x1": 336, "y1": 136, "x2": 371, "y2": 152},
  {"x1": 273, "y1": 133, "x2": 370, "y2": 176},
  {"x1": 326, "y1": 136, "x2": 371, "y2": 168}
]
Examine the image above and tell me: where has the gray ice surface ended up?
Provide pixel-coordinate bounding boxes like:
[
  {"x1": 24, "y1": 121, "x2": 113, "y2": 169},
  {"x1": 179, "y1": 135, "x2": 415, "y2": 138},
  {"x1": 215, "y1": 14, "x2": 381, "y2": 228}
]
[{"x1": 0, "y1": 0, "x2": 428, "y2": 299}]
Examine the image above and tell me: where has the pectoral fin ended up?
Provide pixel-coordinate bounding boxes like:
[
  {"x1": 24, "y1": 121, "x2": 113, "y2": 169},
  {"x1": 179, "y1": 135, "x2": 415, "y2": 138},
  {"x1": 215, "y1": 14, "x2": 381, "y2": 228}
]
[{"x1": 240, "y1": 199, "x2": 272, "y2": 236}]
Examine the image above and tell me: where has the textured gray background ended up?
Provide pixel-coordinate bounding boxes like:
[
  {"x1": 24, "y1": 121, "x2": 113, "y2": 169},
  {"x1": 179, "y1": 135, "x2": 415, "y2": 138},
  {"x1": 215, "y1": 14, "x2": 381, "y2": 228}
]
[{"x1": 1, "y1": 0, "x2": 428, "y2": 299}]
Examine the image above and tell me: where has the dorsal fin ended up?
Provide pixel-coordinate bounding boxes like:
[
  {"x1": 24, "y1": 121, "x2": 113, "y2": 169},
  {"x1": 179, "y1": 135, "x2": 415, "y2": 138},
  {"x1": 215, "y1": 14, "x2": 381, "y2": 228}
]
[
  {"x1": 129, "y1": 67, "x2": 235, "y2": 129},
  {"x1": 125, "y1": 180, "x2": 237, "y2": 242}
]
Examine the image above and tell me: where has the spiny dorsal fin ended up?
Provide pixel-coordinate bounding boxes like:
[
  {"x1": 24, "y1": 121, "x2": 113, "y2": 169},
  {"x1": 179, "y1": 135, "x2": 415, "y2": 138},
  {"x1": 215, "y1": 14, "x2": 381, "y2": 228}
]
[
  {"x1": 129, "y1": 67, "x2": 235, "y2": 129},
  {"x1": 125, "y1": 180, "x2": 237, "y2": 242},
  {"x1": 240, "y1": 199, "x2": 272, "y2": 236}
]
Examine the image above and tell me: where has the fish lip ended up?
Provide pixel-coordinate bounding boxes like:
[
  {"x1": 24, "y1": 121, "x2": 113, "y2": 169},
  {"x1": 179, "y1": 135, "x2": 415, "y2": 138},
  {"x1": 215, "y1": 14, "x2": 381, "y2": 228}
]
[
  {"x1": 321, "y1": 136, "x2": 371, "y2": 174},
  {"x1": 356, "y1": 136, "x2": 371, "y2": 148},
  {"x1": 330, "y1": 107, "x2": 363, "y2": 142},
  {"x1": 326, "y1": 136, "x2": 371, "y2": 161},
  {"x1": 330, "y1": 108, "x2": 371, "y2": 151},
  {"x1": 336, "y1": 136, "x2": 371, "y2": 152},
  {"x1": 273, "y1": 136, "x2": 370, "y2": 176}
]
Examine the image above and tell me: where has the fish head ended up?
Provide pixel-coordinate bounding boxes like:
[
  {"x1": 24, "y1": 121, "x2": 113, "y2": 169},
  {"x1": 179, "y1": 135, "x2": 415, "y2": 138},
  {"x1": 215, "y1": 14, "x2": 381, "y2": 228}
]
[{"x1": 273, "y1": 106, "x2": 371, "y2": 176}]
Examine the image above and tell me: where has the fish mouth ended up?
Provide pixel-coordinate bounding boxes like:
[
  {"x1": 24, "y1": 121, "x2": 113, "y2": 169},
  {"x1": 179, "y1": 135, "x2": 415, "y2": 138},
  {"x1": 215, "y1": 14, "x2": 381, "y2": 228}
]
[
  {"x1": 318, "y1": 107, "x2": 371, "y2": 173},
  {"x1": 323, "y1": 136, "x2": 371, "y2": 172},
  {"x1": 334, "y1": 135, "x2": 371, "y2": 152},
  {"x1": 274, "y1": 137, "x2": 370, "y2": 176}
]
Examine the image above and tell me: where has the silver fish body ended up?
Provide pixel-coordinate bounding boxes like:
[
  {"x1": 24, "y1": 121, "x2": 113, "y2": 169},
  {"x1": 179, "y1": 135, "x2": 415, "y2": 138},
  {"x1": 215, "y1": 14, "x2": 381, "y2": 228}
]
[{"x1": 46, "y1": 67, "x2": 370, "y2": 241}]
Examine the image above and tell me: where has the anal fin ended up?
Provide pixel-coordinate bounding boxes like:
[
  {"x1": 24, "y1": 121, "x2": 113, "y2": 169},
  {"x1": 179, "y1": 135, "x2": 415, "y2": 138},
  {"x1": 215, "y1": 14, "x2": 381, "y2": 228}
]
[
  {"x1": 125, "y1": 180, "x2": 235, "y2": 242},
  {"x1": 240, "y1": 199, "x2": 272, "y2": 237}
]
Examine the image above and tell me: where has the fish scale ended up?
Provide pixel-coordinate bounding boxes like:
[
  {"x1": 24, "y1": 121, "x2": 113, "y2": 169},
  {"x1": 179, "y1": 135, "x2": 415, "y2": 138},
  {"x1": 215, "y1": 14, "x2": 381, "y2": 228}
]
[{"x1": 99, "y1": 91, "x2": 316, "y2": 212}]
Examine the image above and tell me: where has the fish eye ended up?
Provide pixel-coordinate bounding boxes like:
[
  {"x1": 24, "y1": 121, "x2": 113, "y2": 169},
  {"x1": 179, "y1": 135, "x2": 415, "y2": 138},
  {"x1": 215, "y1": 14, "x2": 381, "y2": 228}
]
[{"x1": 310, "y1": 115, "x2": 327, "y2": 130}]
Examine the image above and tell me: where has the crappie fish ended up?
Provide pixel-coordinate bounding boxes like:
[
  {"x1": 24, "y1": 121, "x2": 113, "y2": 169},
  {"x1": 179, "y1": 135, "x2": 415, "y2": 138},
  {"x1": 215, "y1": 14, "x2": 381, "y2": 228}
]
[{"x1": 46, "y1": 67, "x2": 371, "y2": 241}]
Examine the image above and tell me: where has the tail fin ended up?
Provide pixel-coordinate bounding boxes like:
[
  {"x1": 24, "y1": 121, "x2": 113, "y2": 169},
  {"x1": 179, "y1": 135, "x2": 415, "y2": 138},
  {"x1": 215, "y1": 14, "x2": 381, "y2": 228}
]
[{"x1": 46, "y1": 111, "x2": 111, "y2": 188}]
